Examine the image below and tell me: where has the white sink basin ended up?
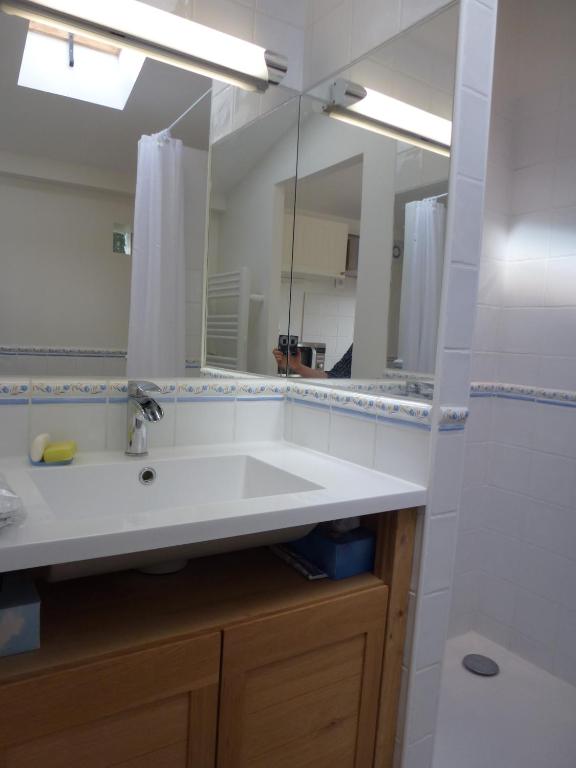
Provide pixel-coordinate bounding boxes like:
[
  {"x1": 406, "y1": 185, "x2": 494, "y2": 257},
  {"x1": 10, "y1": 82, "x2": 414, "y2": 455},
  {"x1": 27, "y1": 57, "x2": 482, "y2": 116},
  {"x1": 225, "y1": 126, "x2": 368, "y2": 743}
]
[
  {"x1": 31, "y1": 454, "x2": 322, "y2": 520},
  {"x1": 0, "y1": 443, "x2": 427, "y2": 574}
]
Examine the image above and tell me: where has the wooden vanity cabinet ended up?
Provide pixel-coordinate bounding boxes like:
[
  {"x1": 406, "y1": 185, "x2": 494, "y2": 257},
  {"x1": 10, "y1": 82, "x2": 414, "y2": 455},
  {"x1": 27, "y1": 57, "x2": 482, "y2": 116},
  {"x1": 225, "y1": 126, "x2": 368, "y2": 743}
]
[{"x1": 0, "y1": 509, "x2": 417, "y2": 768}]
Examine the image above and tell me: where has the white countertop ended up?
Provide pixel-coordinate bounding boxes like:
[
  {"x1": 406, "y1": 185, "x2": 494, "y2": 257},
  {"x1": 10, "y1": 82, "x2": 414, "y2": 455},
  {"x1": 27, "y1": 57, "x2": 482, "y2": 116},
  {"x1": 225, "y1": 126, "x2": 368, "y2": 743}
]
[{"x1": 0, "y1": 442, "x2": 426, "y2": 573}]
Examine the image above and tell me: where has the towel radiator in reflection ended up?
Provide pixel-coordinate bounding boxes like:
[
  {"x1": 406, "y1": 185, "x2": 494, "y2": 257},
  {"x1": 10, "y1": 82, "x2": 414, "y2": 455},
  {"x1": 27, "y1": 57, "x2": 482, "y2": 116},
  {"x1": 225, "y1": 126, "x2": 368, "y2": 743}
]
[{"x1": 205, "y1": 268, "x2": 251, "y2": 371}]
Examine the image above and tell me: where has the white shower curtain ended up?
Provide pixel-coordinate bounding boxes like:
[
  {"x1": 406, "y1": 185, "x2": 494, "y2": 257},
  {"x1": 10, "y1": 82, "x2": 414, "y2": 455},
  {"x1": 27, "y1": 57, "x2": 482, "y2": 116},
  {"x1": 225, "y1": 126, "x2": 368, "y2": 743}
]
[
  {"x1": 398, "y1": 199, "x2": 446, "y2": 373},
  {"x1": 127, "y1": 132, "x2": 186, "y2": 379}
]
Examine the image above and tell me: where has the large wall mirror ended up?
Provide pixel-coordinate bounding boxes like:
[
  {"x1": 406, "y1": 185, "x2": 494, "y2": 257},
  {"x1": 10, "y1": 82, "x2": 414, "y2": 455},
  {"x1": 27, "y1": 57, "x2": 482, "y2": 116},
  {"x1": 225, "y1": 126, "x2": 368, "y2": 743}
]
[
  {"x1": 0, "y1": 9, "x2": 211, "y2": 377},
  {"x1": 286, "y1": 4, "x2": 458, "y2": 390},
  {"x1": 206, "y1": 91, "x2": 300, "y2": 376},
  {"x1": 204, "y1": 2, "x2": 459, "y2": 398}
]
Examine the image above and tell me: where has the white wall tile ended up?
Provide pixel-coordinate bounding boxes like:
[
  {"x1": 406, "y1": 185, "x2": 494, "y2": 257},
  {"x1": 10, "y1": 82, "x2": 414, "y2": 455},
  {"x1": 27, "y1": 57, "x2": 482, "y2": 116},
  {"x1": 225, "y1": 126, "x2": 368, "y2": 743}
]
[
  {"x1": 518, "y1": 544, "x2": 570, "y2": 604},
  {"x1": 450, "y1": 177, "x2": 486, "y2": 267},
  {"x1": 421, "y1": 513, "x2": 458, "y2": 593},
  {"x1": 513, "y1": 587, "x2": 559, "y2": 649},
  {"x1": 479, "y1": 571, "x2": 516, "y2": 624},
  {"x1": 443, "y1": 265, "x2": 480, "y2": 350},
  {"x1": 374, "y1": 423, "x2": 430, "y2": 485},
  {"x1": 476, "y1": 611, "x2": 511, "y2": 646},
  {"x1": 402, "y1": 735, "x2": 435, "y2": 768},
  {"x1": 431, "y1": 432, "x2": 466, "y2": 513},
  {"x1": 30, "y1": 403, "x2": 107, "y2": 452},
  {"x1": 235, "y1": 400, "x2": 283, "y2": 442},
  {"x1": 501, "y1": 260, "x2": 546, "y2": 308},
  {"x1": 350, "y1": 0, "x2": 400, "y2": 60},
  {"x1": 414, "y1": 590, "x2": 451, "y2": 669},
  {"x1": 454, "y1": 529, "x2": 485, "y2": 576},
  {"x1": 290, "y1": 402, "x2": 331, "y2": 452},
  {"x1": 497, "y1": 308, "x2": 547, "y2": 354},
  {"x1": 466, "y1": 398, "x2": 492, "y2": 444},
  {"x1": 509, "y1": 630, "x2": 555, "y2": 672},
  {"x1": 256, "y1": 0, "x2": 307, "y2": 28},
  {"x1": 436, "y1": 350, "x2": 471, "y2": 404},
  {"x1": 462, "y1": 442, "x2": 488, "y2": 489},
  {"x1": 194, "y1": 0, "x2": 254, "y2": 40},
  {"x1": 511, "y1": 163, "x2": 553, "y2": 216},
  {"x1": 528, "y1": 451, "x2": 576, "y2": 509},
  {"x1": 0, "y1": 405, "x2": 29, "y2": 458},
  {"x1": 531, "y1": 403, "x2": 576, "y2": 458},
  {"x1": 405, "y1": 664, "x2": 442, "y2": 744},
  {"x1": 545, "y1": 257, "x2": 576, "y2": 307},
  {"x1": 174, "y1": 401, "x2": 235, "y2": 445},
  {"x1": 496, "y1": 352, "x2": 539, "y2": 385},
  {"x1": 523, "y1": 499, "x2": 572, "y2": 559},
  {"x1": 507, "y1": 211, "x2": 550, "y2": 262},
  {"x1": 482, "y1": 530, "x2": 523, "y2": 584},
  {"x1": 450, "y1": 569, "x2": 480, "y2": 629},
  {"x1": 305, "y1": 0, "x2": 352, "y2": 87},
  {"x1": 328, "y1": 411, "x2": 375, "y2": 468},
  {"x1": 483, "y1": 486, "x2": 525, "y2": 539},
  {"x1": 490, "y1": 397, "x2": 533, "y2": 447},
  {"x1": 459, "y1": 0, "x2": 494, "y2": 96},
  {"x1": 456, "y1": 89, "x2": 491, "y2": 182}
]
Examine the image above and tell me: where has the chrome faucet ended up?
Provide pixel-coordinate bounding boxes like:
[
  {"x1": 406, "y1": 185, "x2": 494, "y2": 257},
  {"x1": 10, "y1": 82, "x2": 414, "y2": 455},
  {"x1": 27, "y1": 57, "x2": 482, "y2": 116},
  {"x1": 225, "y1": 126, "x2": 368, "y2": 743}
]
[{"x1": 125, "y1": 380, "x2": 164, "y2": 456}]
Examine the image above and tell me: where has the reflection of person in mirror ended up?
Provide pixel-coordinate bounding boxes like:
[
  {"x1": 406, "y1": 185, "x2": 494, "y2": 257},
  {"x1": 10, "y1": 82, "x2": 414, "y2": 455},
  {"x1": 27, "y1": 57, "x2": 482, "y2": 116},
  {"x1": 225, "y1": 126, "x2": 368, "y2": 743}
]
[{"x1": 272, "y1": 345, "x2": 353, "y2": 379}]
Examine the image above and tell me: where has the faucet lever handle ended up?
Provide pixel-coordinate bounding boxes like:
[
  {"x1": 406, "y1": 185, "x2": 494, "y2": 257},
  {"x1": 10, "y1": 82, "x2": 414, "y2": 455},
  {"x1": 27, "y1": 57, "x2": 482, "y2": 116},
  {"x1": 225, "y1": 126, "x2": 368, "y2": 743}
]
[{"x1": 128, "y1": 380, "x2": 162, "y2": 398}]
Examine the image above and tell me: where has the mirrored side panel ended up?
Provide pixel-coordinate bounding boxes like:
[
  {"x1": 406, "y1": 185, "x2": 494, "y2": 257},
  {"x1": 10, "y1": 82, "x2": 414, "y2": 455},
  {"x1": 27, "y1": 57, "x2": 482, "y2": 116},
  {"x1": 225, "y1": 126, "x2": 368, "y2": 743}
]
[
  {"x1": 205, "y1": 94, "x2": 301, "y2": 377},
  {"x1": 0, "y1": 9, "x2": 216, "y2": 377},
  {"x1": 287, "y1": 3, "x2": 459, "y2": 398}
]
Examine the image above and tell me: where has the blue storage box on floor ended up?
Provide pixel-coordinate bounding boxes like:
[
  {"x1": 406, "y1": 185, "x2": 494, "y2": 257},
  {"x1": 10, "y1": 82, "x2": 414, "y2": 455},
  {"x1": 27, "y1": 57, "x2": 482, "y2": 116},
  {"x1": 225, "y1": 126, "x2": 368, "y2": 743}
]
[
  {"x1": 0, "y1": 573, "x2": 40, "y2": 658},
  {"x1": 289, "y1": 524, "x2": 375, "y2": 579}
]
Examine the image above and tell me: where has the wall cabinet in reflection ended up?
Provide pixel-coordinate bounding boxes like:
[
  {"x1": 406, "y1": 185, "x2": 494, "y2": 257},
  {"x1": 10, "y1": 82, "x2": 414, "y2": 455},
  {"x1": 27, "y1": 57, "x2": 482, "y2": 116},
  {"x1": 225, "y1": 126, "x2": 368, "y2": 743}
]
[{"x1": 284, "y1": 214, "x2": 349, "y2": 278}]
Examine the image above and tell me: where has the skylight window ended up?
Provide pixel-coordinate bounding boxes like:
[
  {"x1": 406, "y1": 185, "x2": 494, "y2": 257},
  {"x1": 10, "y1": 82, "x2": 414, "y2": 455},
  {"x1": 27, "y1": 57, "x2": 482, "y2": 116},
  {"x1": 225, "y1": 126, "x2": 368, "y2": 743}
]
[{"x1": 18, "y1": 23, "x2": 145, "y2": 109}]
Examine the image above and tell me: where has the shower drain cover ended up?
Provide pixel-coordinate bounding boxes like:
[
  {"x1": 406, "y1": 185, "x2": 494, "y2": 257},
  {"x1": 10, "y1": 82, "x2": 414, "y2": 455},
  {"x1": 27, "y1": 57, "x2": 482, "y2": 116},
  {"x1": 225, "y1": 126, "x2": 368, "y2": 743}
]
[{"x1": 462, "y1": 654, "x2": 500, "y2": 677}]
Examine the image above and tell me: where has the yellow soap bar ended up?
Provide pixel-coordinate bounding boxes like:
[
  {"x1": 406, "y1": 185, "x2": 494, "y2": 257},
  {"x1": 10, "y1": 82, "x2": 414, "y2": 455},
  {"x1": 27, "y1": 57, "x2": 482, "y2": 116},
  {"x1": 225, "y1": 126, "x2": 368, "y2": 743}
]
[{"x1": 43, "y1": 441, "x2": 77, "y2": 464}]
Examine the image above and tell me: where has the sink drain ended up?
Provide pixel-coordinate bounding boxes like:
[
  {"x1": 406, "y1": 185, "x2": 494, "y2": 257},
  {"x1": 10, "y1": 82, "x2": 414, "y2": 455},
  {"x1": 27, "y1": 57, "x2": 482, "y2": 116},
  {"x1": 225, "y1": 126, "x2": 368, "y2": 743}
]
[{"x1": 139, "y1": 467, "x2": 157, "y2": 486}]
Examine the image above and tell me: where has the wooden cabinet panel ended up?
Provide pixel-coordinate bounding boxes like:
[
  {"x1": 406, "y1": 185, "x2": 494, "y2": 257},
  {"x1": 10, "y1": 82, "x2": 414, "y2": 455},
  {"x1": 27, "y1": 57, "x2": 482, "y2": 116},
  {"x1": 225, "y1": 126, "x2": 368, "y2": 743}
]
[
  {"x1": 0, "y1": 634, "x2": 219, "y2": 749},
  {"x1": 218, "y1": 585, "x2": 388, "y2": 768},
  {"x1": 0, "y1": 634, "x2": 220, "y2": 768},
  {"x1": 4, "y1": 695, "x2": 189, "y2": 768}
]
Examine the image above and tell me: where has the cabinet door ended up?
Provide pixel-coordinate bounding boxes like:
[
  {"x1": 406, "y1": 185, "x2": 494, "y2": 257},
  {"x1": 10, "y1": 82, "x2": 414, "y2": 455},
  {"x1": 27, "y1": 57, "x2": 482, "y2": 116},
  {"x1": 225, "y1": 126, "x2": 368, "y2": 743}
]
[
  {"x1": 218, "y1": 586, "x2": 388, "y2": 768},
  {"x1": 292, "y1": 216, "x2": 349, "y2": 277},
  {"x1": 0, "y1": 633, "x2": 220, "y2": 768}
]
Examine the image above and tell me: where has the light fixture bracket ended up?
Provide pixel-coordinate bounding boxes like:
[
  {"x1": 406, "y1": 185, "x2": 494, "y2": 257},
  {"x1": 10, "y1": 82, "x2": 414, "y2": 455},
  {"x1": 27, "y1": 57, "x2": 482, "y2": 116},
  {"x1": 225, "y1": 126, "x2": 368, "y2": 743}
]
[{"x1": 329, "y1": 79, "x2": 367, "y2": 109}]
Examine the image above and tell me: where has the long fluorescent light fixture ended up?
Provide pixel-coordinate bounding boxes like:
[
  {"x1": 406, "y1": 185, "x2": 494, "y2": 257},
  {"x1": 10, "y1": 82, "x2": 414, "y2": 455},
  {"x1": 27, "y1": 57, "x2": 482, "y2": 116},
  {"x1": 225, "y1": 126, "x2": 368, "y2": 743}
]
[
  {"x1": 324, "y1": 80, "x2": 452, "y2": 157},
  {"x1": 1, "y1": 0, "x2": 288, "y2": 92}
]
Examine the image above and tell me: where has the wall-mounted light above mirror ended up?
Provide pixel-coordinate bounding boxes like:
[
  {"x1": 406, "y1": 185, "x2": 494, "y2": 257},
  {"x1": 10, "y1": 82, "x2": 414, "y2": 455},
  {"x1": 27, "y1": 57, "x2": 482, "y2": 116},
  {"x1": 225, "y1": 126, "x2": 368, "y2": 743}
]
[
  {"x1": 1, "y1": 0, "x2": 288, "y2": 92},
  {"x1": 323, "y1": 79, "x2": 452, "y2": 157}
]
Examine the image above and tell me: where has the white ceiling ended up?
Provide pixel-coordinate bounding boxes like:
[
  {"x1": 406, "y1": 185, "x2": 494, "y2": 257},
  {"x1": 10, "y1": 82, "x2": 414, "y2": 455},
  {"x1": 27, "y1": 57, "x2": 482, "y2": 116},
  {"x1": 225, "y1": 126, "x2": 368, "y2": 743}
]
[{"x1": 0, "y1": 13, "x2": 211, "y2": 175}]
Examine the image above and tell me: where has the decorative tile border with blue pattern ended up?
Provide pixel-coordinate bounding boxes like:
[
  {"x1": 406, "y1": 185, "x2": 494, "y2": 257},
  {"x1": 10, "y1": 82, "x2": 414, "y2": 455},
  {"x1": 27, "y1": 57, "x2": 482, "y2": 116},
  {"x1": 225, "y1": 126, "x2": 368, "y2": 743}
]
[
  {"x1": 9, "y1": 375, "x2": 576, "y2": 429},
  {"x1": 30, "y1": 380, "x2": 108, "y2": 405},
  {"x1": 438, "y1": 406, "x2": 468, "y2": 431},
  {"x1": 0, "y1": 380, "x2": 29, "y2": 405},
  {"x1": 236, "y1": 380, "x2": 287, "y2": 400},
  {"x1": 177, "y1": 381, "x2": 237, "y2": 402},
  {"x1": 470, "y1": 382, "x2": 576, "y2": 407}
]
